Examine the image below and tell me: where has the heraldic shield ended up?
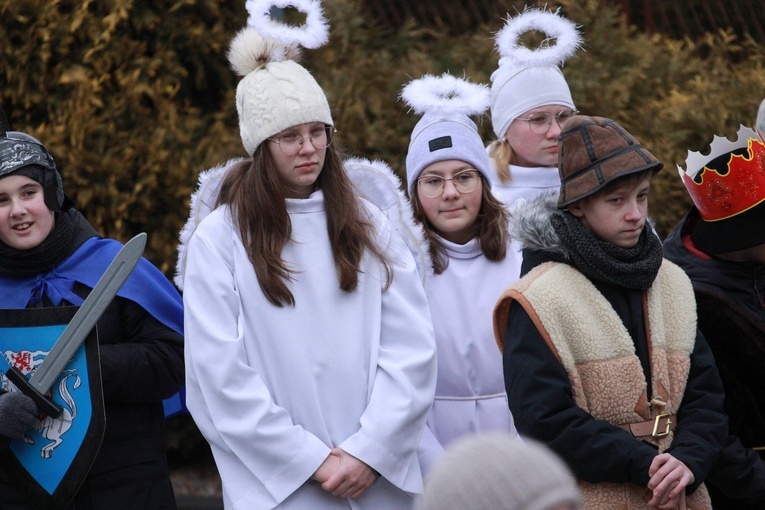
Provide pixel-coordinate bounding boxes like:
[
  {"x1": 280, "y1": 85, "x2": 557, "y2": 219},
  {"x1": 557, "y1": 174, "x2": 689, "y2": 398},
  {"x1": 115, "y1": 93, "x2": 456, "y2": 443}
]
[{"x1": 0, "y1": 306, "x2": 105, "y2": 510}]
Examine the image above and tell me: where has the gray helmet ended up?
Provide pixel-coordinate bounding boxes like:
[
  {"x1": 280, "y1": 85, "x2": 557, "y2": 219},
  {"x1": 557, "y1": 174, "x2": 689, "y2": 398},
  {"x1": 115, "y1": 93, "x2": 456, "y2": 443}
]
[{"x1": 0, "y1": 131, "x2": 64, "y2": 211}]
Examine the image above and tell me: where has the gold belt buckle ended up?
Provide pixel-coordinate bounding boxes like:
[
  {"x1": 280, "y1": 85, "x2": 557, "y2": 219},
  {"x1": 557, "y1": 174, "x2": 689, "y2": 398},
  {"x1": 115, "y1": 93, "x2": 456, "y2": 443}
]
[{"x1": 652, "y1": 414, "x2": 672, "y2": 438}]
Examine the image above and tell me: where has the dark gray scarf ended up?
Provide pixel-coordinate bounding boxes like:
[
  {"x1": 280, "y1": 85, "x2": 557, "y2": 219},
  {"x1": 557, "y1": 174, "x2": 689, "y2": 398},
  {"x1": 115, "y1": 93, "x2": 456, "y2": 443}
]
[{"x1": 551, "y1": 210, "x2": 663, "y2": 290}]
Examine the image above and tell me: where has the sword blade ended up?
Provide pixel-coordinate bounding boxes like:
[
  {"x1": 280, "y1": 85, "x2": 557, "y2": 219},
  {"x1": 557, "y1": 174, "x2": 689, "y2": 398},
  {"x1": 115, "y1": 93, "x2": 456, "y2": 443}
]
[{"x1": 29, "y1": 232, "x2": 147, "y2": 393}]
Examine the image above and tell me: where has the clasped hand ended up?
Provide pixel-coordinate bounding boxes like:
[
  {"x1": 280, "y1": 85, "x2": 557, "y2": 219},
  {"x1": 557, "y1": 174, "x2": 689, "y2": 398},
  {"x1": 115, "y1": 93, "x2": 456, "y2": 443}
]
[
  {"x1": 311, "y1": 447, "x2": 378, "y2": 499},
  {"x1": 646, "y1": 453, "x2": 694, "y2": 509}
]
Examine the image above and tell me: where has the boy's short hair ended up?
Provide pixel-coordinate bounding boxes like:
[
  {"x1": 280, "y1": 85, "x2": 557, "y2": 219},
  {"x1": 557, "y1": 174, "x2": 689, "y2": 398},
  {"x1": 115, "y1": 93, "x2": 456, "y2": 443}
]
[
  {"x1": 556, "y1": 115, "x2": 663, "y2": 208},
  {"x1": 576, "y1": 167, "x2": 655, "y2": 204}
]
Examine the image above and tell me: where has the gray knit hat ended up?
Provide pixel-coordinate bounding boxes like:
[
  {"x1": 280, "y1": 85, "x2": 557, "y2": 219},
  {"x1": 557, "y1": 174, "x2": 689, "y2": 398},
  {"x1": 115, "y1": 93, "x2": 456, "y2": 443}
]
[
  {"x1": 401, "y1": 73, "x2": 493, "y2": 195},
  {"x1": 420, "y1": 433, "x2": 581, "y2": 510}
]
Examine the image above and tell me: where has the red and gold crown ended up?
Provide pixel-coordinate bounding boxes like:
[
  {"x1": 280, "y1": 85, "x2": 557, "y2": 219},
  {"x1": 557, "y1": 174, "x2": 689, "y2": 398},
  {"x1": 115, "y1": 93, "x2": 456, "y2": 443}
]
[{"x1": 677, "y1": 125, "x2": 765, "y2": 222}]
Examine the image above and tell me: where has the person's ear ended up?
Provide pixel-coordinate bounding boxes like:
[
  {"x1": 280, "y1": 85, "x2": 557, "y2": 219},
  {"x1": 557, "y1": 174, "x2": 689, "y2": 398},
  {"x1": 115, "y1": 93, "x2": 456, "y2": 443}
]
[{"x1": 567, "y1": 201, "x2": 584, "y2": 218}]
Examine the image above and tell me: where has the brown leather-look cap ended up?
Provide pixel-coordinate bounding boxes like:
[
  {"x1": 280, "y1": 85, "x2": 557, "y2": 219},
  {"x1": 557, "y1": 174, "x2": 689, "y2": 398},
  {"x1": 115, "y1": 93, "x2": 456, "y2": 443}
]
[{"x1": 556, "y1": 115, "x2": 663, "y2": 208}]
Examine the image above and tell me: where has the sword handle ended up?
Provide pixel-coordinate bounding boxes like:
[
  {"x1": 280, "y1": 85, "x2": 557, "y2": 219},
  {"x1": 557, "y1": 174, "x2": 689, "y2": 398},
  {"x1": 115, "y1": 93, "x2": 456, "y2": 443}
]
[{"x1": 4, "y1": 367, "x2": 62, "y2": 418}]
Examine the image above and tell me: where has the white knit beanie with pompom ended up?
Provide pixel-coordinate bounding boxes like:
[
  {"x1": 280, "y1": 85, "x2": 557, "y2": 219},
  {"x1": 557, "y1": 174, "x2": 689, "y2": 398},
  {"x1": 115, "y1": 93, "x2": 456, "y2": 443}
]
[{"x1": 228, "y1": 0, "x2": 333, "y2": 155}]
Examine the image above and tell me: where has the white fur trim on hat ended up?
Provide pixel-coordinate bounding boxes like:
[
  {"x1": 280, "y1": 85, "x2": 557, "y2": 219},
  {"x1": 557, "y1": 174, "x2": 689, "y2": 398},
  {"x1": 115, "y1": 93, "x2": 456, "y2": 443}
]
[
  {"x1": 401, "y1": 73, "x2": 492, "y2": 195},
  {"x1": 246, "y1": 0, "x2": 329, "y2": 49},
  {"x1": 490, "y1": 8, "x2": 582, "y2": 140},
  {"x1": 228, "y1": 4, "x2": 333, "y2": 155}
]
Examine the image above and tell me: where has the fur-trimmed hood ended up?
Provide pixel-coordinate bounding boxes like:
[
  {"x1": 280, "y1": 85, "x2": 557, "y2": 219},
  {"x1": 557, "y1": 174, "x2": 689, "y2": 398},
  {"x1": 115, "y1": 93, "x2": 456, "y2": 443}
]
[{"x1": 509, "y1": 192, "x2": 569, "y2": 259}]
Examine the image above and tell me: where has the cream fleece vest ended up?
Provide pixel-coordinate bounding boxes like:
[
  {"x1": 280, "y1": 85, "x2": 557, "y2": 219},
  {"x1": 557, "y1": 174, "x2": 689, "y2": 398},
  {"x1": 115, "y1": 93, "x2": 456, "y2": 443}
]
[{"x1": 494, "y1": 259, "x2": 712, "y2": 510}]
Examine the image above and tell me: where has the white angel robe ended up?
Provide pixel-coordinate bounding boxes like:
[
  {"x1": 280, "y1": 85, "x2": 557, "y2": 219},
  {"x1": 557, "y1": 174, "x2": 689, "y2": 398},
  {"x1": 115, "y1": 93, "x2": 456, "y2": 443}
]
[
  {"x1": 489, "y1": 163, "x2": 561, "y2": 207},
  {"x1": 488, "y1": 161, "x2": 561, "y2": 300},
  {"x1": 417, "y1": 237, "x2": 524, "y2": 474},
  {"x1": 183, "y1": 190, "x2": 437, "y2": 509}
]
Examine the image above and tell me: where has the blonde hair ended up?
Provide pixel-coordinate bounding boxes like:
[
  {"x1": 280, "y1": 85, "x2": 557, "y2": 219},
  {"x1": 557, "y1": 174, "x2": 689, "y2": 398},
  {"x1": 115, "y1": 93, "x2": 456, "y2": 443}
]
[{"x1": 488, "y1": 139, "x2": 514, "y2": 184}]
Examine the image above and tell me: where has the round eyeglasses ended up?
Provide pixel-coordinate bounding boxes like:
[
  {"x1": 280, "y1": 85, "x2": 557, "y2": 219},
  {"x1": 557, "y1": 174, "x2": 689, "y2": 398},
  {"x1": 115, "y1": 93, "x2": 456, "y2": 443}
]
[
  {"x1": 417, "y1": 170, "x2": 480, "y2": 198},
  {"x1": 268, "y1": 125, "x2": 336, "y2": 156},
  {"x1": 515, "y1": 109, "x2": 579, "y2": 134}
]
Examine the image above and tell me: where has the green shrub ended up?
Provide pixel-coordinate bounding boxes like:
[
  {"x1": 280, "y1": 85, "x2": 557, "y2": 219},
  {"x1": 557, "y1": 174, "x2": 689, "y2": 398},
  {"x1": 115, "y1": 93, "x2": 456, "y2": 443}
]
[
  {"x1": 308, "y1": 0, "x2": 765, "y2": 236},
  {"x1": 1, "y1": 0, "x2": 245, "y2": 272},
  {"x1": 2, "y1": 0, "x2": 764, "y2": 272}
]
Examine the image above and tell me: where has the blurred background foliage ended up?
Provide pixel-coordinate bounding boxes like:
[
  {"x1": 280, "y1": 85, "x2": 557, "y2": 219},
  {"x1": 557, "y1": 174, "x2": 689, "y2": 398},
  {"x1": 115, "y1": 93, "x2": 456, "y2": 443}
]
[
  {"x1": 1, "y1": 0, "x2": 246, "y2": 274},
  {"x1": 2, "y1": 0, "x2": 764, "y2": 272},
  {"x1": 2, "y1": 0, "x2": 765, "y2": 462}
]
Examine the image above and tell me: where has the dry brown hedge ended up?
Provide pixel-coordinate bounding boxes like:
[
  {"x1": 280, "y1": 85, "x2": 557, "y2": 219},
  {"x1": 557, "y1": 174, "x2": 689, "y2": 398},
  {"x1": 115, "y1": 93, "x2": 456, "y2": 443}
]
[{"x1": 2, "y1": 0, "x2": 764, "y2": 277}]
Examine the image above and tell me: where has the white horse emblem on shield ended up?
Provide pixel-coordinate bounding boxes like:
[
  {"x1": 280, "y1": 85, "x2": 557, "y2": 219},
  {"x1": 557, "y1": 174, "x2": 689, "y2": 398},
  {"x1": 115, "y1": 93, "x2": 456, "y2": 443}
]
[{"x1": 2, "y1": 349, "x2": 80, "y2": 458}]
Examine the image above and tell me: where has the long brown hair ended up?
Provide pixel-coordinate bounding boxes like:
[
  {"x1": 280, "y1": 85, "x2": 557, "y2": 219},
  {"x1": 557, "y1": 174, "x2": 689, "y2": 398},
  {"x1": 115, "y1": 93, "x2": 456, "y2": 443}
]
[
  {"x1": 216, "y1": 138, "x2": 392, "y2": 306},
  {"x1": 411, "y1": 175, "x2": 510, "y2": 275}
]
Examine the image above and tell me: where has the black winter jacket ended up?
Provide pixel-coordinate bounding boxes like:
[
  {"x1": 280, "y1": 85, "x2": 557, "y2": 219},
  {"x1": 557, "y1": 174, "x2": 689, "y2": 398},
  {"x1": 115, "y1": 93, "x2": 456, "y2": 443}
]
[
  {"x1": 0, "y1": 290, "x2": 183, "y2": 509},
  {"x1": 500, "y1": 195, "x2": 729, "y2": 497},
  {"x1": 664, "y1": 207, "x2": 765, "y2": 509},
  {"x1": 504, "y1": 247, "x2": 727, "y2": 493},
  {"x1": 0, "y1": 214, "x2": 183, "y2": 509}
]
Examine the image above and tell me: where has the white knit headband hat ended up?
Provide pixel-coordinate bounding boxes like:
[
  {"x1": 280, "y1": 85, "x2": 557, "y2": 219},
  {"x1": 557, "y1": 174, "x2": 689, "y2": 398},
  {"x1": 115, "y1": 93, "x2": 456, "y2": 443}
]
[
  {"x1": 230, "y1": 0, "x2": 333, "y2": 155},
  {"x1": 401, "y1": 73, "x2": 493, "y2": 195},
  {"x1": 490, "y1": 8, "x2": 582, "y2": 140}
]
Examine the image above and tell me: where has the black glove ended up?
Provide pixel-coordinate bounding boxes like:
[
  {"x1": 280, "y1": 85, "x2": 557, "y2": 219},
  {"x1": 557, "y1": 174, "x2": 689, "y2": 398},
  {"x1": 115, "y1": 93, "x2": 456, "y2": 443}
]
[{"x1": 0, "y1": 390, "x2": 38, "y2": 440}]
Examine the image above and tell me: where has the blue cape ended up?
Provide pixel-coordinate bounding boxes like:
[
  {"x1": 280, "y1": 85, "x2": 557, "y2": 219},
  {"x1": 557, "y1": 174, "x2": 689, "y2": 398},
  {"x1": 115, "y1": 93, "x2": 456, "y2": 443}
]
[{"x1": 0, "y1": 237, "x2": 186, "y2": 416}]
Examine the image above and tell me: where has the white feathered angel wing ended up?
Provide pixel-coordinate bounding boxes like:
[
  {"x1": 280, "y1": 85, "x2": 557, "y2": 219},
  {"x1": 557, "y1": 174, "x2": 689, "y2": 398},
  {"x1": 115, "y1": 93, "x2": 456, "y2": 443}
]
[
  {"x1": 175, "y1": 158, "x2": 246, "y2": 290},
  {"x1": 344, "y1": 157, "x2": 432, "y2": 284}
]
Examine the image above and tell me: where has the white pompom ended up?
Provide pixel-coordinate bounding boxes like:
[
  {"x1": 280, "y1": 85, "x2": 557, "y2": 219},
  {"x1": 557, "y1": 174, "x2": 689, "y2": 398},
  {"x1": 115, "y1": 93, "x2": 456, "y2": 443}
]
[
  {"x1": 246, "y1": 0, "x2": 329, "y2": 49},
  {"x1": 495, "y1": 8, "x2": 582, "y2": 68},
  {"x1": 401, "y1": 73, "x2": 490, "y2": 117},
  {"x1": 227, "y1": 27, "x2": 302, "y2": 76}
]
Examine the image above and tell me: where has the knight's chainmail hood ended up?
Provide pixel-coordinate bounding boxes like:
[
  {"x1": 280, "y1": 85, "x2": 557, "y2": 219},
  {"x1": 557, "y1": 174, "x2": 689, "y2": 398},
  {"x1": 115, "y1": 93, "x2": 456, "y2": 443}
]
[{"x1": 509, "y1": 192, "x2": 569, "y2": 258}]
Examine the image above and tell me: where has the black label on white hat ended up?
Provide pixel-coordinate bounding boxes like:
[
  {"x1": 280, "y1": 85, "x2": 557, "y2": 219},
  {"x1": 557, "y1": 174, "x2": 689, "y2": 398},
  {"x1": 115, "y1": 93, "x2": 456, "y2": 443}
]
[{"x1": 429, "y1": 136, "x2": 452, "y2": 152}]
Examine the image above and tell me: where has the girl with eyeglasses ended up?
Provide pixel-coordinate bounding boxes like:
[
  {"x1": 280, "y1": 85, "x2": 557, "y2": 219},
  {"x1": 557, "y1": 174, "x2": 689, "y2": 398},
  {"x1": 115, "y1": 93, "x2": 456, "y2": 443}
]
[
  {"x1": 487, "y1": 9, "x2": 583, "y2": 207},
  {"x1": 401, "y1": 73, "x2": 523, "y2": 476},
  {"x1": 176, "y1": 7, "x2": 436, "y2": 509}
]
